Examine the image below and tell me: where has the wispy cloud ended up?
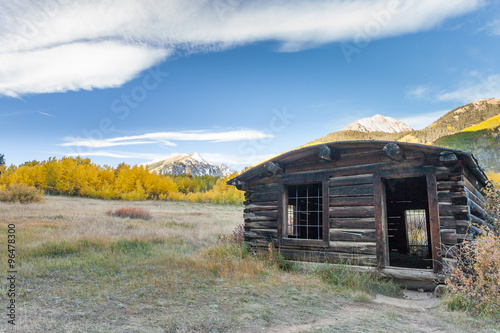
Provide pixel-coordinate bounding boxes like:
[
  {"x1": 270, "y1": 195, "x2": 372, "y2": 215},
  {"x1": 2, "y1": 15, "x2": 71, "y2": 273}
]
[
  {"x1": 400, "y1": 110, "x2": 449, "y2": 130},
  {"x1": 60, "y1": 129, "x2": 273, "y2": 148},
  {"x1": 436, "y1": 74, "x2": 500, "y2": 104},
  {"x1": 64, "y1": 151, "x2": 165, "y2": 160},
  {"x1": 38, "y1": 111, "x2": 55, "y2": 117},
  {"x1": 479, "y1": 19, "x2": 500, "y2": 36},
  {"x1": 0, "y1": 0, "x2": 482, "y2": 96},
  {"x1": 405, "y1": 84, "x2": 432, "y2": 100}
]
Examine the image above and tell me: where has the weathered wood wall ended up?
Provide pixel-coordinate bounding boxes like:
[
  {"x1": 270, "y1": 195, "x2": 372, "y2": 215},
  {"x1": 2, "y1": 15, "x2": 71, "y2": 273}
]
[{"x1": 241, "y1": 146, "x2": 489, "y2": 268}]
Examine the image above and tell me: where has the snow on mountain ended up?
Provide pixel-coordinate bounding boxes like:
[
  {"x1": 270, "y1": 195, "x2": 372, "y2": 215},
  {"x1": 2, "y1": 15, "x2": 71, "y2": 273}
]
[
  {"x1": 341, "y1": 114, "x2": 413, "y2": 133},
  {"x1": 142, "y1": 153, "x2": 233, "y2": 177}
]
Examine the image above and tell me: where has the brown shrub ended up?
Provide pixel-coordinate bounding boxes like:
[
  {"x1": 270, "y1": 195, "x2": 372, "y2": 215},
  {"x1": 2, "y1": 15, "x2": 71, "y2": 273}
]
[
  {"x1": 0, "y1": 184, "x2": 45, "y2": 204},
  {"x1": 106, "y1": 207, "x2": 152, "y2": 220}
]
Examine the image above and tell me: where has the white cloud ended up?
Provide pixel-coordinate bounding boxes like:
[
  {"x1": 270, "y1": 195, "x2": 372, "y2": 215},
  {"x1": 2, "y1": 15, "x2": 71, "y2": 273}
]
[
  {"x1": 60, "y1": 129, "x2": 274, "y2": 148},
  {"x1": 0, "y1": 0, "x2": 482, "y2": 96},
  {"x1": 65, "y1": 150, "x2": 165, "y2": 160},
  {"x1": 202, "y1": 153, "x2": 274, "y2": 166},
  {"x1": 400, "y1": 110, "x2": 449, "y2": 130},
  {"x1": 436, "y1": 74, "x2": 500, "y2": 104},
  {"x1": 405, "y1": 84, "x2": 432, "y2": 100},
  {"x1": 0, "y1": 41, "x2": 169, "y2": 97}
]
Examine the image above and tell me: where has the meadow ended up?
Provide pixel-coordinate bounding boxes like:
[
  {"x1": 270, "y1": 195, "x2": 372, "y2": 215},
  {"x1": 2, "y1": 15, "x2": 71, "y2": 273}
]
[{"x1": 0, "y1": 196, "x2": 498, "y2": 332}]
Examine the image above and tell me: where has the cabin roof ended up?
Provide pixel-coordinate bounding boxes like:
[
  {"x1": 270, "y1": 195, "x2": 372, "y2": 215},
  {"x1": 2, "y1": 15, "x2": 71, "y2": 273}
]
[{"x1": 228, "y1": 140, "x2": 489, "y2": 186}]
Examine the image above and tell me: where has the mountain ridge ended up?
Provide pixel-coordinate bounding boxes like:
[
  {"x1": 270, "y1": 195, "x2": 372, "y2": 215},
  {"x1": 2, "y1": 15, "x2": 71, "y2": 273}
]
[
  {"x1": 142, "y1": 153, "x2": 233, "y2": 177},
  {"x1": 341, "y1": 114, "x2": 413, "y2": 133}
]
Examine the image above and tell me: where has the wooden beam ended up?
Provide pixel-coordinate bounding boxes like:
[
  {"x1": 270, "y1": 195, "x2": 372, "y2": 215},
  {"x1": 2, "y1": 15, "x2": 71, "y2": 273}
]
[
  {"x1": 383, "y1": 143, "x2": 405, "y2": 161},
  {"x1": 439, "y1": 151, "x2": 458, "y2": 165},
  {"x1": 329, "y1": 184, "x2": 374, "y2": 197},
  {"x1": 426, "y1": 168, "x2": 443, "y2": 273},
  {"x1": 330, "y1": 206, "x2": 375, "y2": 218},
  {"x1": 330, "y1": 228, "x2": 376, "y2": 242},
  {"x1": 264, "y1": 161, "x2": 283, "y2": 175},
  {"x1": 329, "y1": 174, "x2": 374, "y2": 187},
  {"x1": 329, "y1": 196, "x2": 374, "y2": 207},
  {"x1": 330, "y1": 218, "x2": 375, "y2": 229},
  {"x1": 373, "y1": 176, "x2": 388, "y2": 268},
  {"x1": 318, "y1": 145, "x2": 332, "y2": 161},
  {"x1": 322, "y1": 180, "x2": 330, "y2": 242}
]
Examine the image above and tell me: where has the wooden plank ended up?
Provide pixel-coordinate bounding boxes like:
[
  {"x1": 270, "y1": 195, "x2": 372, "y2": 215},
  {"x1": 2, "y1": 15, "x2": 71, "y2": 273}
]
[
  {"x1": 330, "y1": 228, "x2": 376, "y2": 242},
  {"x1": 437, "y1": 191, "x2": 467, "y2": 205},
  {"x1": 439, "y1": 216, "x2": 457, "y2": 229},
  {"x1": 437, "y1": 181, "x2": 464, "y2": 192},
  {"x1": 465, "y1": 187, "x2": 484, "y2": 206},
  {"x1": 243, "y1": 211, "x2": 278, "y2": 219},
  {"x1": 330, "y1": 218, "x2": 375, "y2": 229},
  {"x1": 455, "y1": 220, "x2": 470, "y2": 235},
  {"x1": 322, "y1": 180, "x2": 330, "y2": 242},
  {"x1": 245, "y1": 221, "x2": 277, "y2": 229},
  {"x1": 330, "y1": 206, "x2": 374, "y2": 218},
  {"x1": 243, "y1": 200, "x2": 278, "y2": 206},
  {"x1": 439, "y1": 204, "x2": 469, "y2": 219},
  {"x1": 373, "y1": 176, "x2": 388, "y2": 268},
  {"x1": 243, "y1": 229, "x2": 277, "y2": 240},
  {"x1": 244, "y1": 216, "x2": 276, "y2": 223},
  {"x1": 463, "y1": 167, "x2": 485, "y2": 193},
  {"x1": 244, "y1": 204, "x2": 278, "y2": 213},
  {"x1": 469, "y1": 214, "x2": 494, "y2": 230},
  {"x1": 463, "y1": 176, "x2": 485, "y2": 202},
  {"x1": 247, "y1": 192, "x2": 279, "y2": 202},
  {"x1": 440, "y1": 229, "x2": 457, "y2": 245},
  {"x1": 467, "y1": 198, "x2": 492, "y2": 222},
  {"x1": 280, "y1": 238, "x2": 329, "y2": 249},
  {"x1": 247, "y1": 183, "x2": 279, "y2": 193},
  {"x1": 277, "y1": 181, "x2": 285, "y2": 242},
  {"x1": 328, "y1": 241, "x2": 376, "y2": 255},
  {"x1": 279, "y1": 249, "x2": 377, "y2": 266},
  {"x1": 281, "y1": 172, "x2": 329, "y2": 184},
  {"x1": 329, "y1": 184, "x2": 374, "y2": 197},
  {"x1": 329, "y1": 196, "x2": 374, "y2": 207},
  {"x1": 426, "y1": 169, "x2": 443, "y2": 273},
  {"x1": 329, "y1": 174, "x2": 374, "y2": 187}
]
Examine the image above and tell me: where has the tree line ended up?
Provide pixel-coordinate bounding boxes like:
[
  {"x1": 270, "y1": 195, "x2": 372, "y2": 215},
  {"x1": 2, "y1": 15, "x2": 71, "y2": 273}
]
[{"x1": 0, "y1": 156, "x2": 243, "y2": 205}]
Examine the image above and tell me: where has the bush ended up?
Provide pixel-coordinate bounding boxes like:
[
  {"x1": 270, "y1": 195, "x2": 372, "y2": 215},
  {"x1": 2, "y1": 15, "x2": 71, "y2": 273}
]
[
  {"x1": 0, "y1": 184, "x2": 45, "y2": 204},
  {"x1": 443, "y1": 232, "x2": 500, "y2": 317},
  {"x1": 106, "y1": 207, "x2": 152, "y2": 220},
  {"x1": 443, "y1": 183, "x2": 500, "y2": 318}
]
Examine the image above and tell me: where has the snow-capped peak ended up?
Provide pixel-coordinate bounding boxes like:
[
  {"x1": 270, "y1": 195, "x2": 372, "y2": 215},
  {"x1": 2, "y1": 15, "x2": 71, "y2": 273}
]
[
  {"x1": 142, "y1": 152, "x2": 233, "y2": 177},
  {"x1": 341, "y1": 114, "x2": 413, "y2": 133}
]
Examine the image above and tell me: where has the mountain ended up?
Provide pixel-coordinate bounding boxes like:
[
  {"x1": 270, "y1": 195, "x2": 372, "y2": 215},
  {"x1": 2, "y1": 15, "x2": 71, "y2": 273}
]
[
  {"x1": 142, "y1": 153, "x2": 233, "y2": 177},
  {"x1": 341, "y1": 114, "x2": 413, "y2": 133},
  {"x1": 305, "y1": 98, "x2": 500, "y2": 172},
  {"x1": 434, "y1": 114, "x2": 500, "y2": 172}
]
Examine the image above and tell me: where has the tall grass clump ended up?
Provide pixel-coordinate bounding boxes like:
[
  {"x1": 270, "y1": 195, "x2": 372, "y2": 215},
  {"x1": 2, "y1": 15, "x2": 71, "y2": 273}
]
[
  {"x1": 443, "y1": 183, "x2": 500, "y2": 319},
  {"x1": 0, "y1": 183, "x2": 45, "y2": 203},
  {"x1": 316, "y1": 262, "x2": 400, "y2": 297},
  {"x1": 106, "y1": 207, "x2": 152, "y2": 220}
]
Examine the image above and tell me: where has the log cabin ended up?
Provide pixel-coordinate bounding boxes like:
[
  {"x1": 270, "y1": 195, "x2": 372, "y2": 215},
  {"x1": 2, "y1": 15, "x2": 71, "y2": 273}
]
[{"x1": 227, "y1": 141, "x2": 492, "y2": 286}]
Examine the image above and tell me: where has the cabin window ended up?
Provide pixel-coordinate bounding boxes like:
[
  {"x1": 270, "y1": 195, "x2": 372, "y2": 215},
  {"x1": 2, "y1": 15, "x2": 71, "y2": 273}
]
[{"x1": 286, "y1": 183, "x2": 323, "y2": 240}]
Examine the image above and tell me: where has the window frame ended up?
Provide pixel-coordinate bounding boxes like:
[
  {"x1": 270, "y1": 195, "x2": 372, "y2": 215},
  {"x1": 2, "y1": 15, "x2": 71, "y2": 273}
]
[{"x1": 278, "y1": 173, "x2": 330, "y2": 247}]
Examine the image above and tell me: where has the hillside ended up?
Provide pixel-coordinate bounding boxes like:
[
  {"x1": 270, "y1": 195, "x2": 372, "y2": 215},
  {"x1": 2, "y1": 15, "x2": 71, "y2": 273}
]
[
  {"x1": 306, "y1": 98, "x2": 500, "y2": 171},
  {"x1": 434, "y1": 114, "x2": 500, "y2": 172}
]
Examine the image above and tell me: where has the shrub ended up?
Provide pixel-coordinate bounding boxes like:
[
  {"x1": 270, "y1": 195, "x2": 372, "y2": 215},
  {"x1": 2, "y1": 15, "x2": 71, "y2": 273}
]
[
  {"x1": 443, "y1": 232, "x2": 500, "y2": 318},
  {"x1": 0, "y1": 184, "x2": 45, "y2": 204},
  {"x1": 443, "y1": 183, "x2": 500, "y2": 318},
  {"x1": 106, "y1": 207, "x2": 152, "y2": 220}
]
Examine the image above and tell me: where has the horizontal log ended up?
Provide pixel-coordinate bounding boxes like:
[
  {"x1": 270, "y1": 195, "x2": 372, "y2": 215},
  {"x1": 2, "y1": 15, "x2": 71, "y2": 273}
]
[
  {"x1": 280, "y1": 238, "x2": 328, "y2": 249},
  {"x1": 435, "y1": 165, "x2": 462, "y2": 181},
  {"x1": 439, "y1": 216, "x2": 456, "y2": 229},
  {"x1": 464, "y1": 187, "x2": 483, "y2": 207},
  {"x1": 329, "y1": 196, "x2": 374, "y2": 207},
  {"x1": 246, "y1": 183, "x2": 279, "y2": 193},
  {"x1": 467, "y1": 198, "x2": 492, "y2": 222},
  {"x1": 463, "y1": 168, "x2": 484, "y2": 193},
  {"x1": 469, "y1": 214, "x2": 494, "y2": 230},
  {"x1": 439, "y1": 204, "x2": 469, "y2": 219},
  {"x1": 245, "y1": 221, "x2": 277, "y2": 229},
  {"x1": 440, "y1": 229, "x2": 457, "y2": 245},
  {"x1": 330, "y1": 184, "x2": 374, "y2": 197},
  {"x1": 330, "y1": 228, "x2": 376, "y2": 242},
  {"x1": 437, "y1": 181, "x2": 464, "y2": 192},
  {"x1": 330, "y1": 218, "x2": 375, "y2": 229},
  {"x1": 437, "y1": 191, "x2": 467, "y2": 205},
  {"x1": 455, "y1": 220, "x2": 470, "y2": 234},
  {"x1": 246, "y1": 192, "x2": 279, "y2": 202},
  {"x1": 279, "y1": 249, "x2": 377, "y2": 266},
  {"x1": 329, "y1": 174, "x2": 374, "y2": 187},
  {"x1": 243, "y1": 211, "x2": 278, "y2": 219},
  {"x1": 243, "y1": 230, "x2": 277, "y2": 240},
  {"x1": 244, "y1": 200, "x2": 278, "y2": 207},
  {"x1": 463, "y1": 177, "x2": 485, "y2": 202},
  {"x1": 244, "y1": 204, "x2": 278, "y2": 213},
  {"x1": 328, "y1": 241, "x2": 376, "y2": 255},
  {"x1": 330, "y1": 206, "x2": 374, "y2": 218}
]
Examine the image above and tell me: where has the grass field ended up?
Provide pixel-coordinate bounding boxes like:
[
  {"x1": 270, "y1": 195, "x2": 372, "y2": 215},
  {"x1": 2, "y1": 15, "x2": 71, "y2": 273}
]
[{"x1": 0, "y1": 196, "x2": 498, "y2": 332}]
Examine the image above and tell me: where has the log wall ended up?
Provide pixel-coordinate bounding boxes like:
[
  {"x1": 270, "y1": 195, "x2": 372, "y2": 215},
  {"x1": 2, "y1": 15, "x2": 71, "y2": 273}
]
[{"x1": 241, "y1": 148, "x2": 489, "y2": 269}]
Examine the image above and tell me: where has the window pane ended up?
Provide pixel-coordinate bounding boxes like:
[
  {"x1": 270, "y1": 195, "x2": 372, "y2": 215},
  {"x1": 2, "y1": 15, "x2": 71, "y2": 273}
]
[{"x1": 287, "y1": 183, "x2": 323, "y2": 240}]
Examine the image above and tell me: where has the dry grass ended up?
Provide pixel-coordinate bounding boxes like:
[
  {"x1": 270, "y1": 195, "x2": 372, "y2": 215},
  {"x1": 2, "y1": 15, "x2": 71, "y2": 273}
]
[{"x1": 0, "y1": 196, "x2": 498, "y2": 332}]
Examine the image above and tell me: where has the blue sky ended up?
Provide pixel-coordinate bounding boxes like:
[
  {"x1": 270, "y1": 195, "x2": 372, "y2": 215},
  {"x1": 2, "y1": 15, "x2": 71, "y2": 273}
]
[{"x1": 1, "y1": 0, "x2": 500, "y2": 170}]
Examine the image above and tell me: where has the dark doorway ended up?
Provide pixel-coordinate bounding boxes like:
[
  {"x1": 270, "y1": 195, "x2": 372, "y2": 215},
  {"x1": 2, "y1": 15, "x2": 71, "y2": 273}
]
[{"x1": 385, "y1": 176, "x2": 432, "y2": 269}]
